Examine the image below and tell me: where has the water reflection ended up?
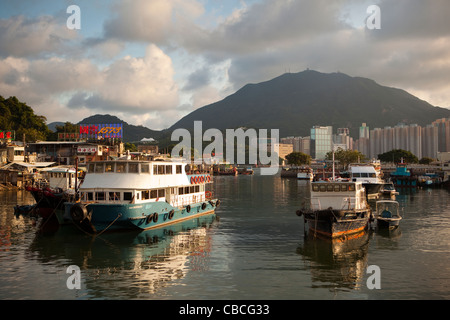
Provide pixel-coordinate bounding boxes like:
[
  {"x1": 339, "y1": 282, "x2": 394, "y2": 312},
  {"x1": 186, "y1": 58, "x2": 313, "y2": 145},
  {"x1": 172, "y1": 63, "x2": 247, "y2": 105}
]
[
  {"x1": 28, "y1": 214, "x2": 218, "y2": 298},
  {"x1": 297, "y1": 231, "x2": 370, "y2": 291}
]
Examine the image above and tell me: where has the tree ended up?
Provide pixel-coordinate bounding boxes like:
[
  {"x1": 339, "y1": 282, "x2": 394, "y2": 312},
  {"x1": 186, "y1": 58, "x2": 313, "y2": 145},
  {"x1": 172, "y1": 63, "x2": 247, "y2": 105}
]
[
  {"x1": 0, "y1": 95, "x2": 50, "y2": 141},
  {"x1": 285, "y1": 152, "x2": 311, "y2": 166},
  {"x1": 419, "y1": 157, "x2": 434, "y2": 165},
  {"x1": 378, "y1": 149, "x2": 418, "y2": 164},
  {"x1": 325, "y1": 148, "x2": 366, "y2": 169}
]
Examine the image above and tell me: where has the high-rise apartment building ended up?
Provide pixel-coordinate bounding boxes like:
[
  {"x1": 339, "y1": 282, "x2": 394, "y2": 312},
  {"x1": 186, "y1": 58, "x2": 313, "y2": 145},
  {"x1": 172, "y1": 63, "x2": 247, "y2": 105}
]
[
  {"x1": 432, "y1": 118, "x2": 450, "y2": 152},
  {"x1": 310, "y1": 126, "x2": 332, "y2": 159}
]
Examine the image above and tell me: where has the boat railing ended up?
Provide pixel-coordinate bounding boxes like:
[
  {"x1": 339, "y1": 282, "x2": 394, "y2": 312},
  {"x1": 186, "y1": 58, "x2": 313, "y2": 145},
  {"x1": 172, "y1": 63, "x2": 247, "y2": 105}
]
[{"x1": 341, "y1": 197, "x2": 356, "y2": 210}]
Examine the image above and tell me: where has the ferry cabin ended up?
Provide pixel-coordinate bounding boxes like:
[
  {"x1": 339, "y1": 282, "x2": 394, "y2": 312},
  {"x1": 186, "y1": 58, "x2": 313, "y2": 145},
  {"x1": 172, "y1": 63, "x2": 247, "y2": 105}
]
[
  {"x1": 310, "y1": 181, "x2": 367, "y2": 212},
  {"x1": 79, "y1": 161, "x2": 211, "y2": 208}
]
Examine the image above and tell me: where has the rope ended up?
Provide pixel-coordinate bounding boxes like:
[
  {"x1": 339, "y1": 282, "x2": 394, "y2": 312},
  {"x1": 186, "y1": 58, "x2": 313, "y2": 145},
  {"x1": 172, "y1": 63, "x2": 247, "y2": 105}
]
[{"x1": 94, "y1": 214, "x2": 122, "y2": 237}]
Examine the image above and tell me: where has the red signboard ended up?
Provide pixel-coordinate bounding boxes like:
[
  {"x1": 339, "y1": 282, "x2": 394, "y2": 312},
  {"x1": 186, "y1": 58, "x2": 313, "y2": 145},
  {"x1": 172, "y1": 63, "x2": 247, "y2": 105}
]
[
  {"x1": 0, "y1": 130, "x2": 15, "y2": 140},
  {"x1": 79, "y1": 124, "x2": 123, "y2": 139}
]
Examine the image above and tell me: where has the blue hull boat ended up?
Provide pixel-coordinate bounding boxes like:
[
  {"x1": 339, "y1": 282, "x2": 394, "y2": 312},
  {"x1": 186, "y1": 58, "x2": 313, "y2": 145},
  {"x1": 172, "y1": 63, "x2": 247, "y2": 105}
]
[{"x1": 65, "y1": 159, "x2": 219, "y2": 234}]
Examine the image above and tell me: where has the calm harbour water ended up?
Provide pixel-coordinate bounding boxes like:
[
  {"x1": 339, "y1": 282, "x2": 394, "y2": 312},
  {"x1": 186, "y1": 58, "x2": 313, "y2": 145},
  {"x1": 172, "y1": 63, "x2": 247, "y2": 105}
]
[{"x1": 1, "y1": 173, "x2": 450, "y2": 300}]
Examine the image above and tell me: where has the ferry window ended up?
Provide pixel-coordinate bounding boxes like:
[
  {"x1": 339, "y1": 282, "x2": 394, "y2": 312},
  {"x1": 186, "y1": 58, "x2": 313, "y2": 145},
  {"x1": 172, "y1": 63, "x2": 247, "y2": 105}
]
[
  {"x1": 185, "y1": 186, "x2": 190, "y2": 194},
  {"x1": 87, "y1": 192, "x2": 93, "y2": 201},
  {"x1": 165, "y1": 165, "x2": 172, "y2": 174},
  {"x1": 176, "y1": 165, "x2": 182, "y2": 174},
  {"x1": 178, "y1": 187, "x2": 184, "y2": 195},
  {"x1": 129, "y1": 163, "x2": 139, "y2": 173},
  {"x1": 105, "y1": 163, "x2": 114, "y2": 172},
  {"x1": 95, "y1": 163, "x2": 104, "y2": 173},
  {"x1": 334, "y1": 185, "x2": 340, "y2": 192},
  {"x1": 88, "y1": 163, "x2": 95, "y2": 172},
  {"x1": 327, "y1": 184, "x2": 333, "y2": 192},
  {"x1": 150, "y1": 190, "x2": 158, "y2": 199},
  {"x1": 142, "y1": 190, "x2": 150, "y2": 200},
  {"x1": 349, "y1": 184, "x2": 355, "y2": 191},
  {"x1": 158, "y1": 189, "x2": 165, "y2": 198},
  {"x1": 190, "y1": 186, "x2": 195, "y2": 193},
  {"x1": 141, "y1": 164, "x2": 150, "y2": 173},
  {"x1": 136, "y1": 192, "x2": 140, "y2": 200},
  {"x1": 158, "y1": 165, "x2": 165, "y2": 175},
  {"x1": 153, "y1": 165, "x2": 158, "y2": 175},
  {"x1": 195, "y1": 185, "x2": 200, "y2": 193},
  {"x1": 341, "y1": 185, "x2": 348, "y2": 191},
  {"x1": 312, "y1": 185, "x2": 320, "y2": 192},
  {"x1": 109, "y1": 192, "x2": 120, "y2": 201},
  {"x1": 116, "y1": 163, "x2": 126, "y2": 173},
  {"x1": 124, "y1": 192, "x2": 133, "y2": 201},
  {"x1": 353, "y1": 173, "x2": 361, "y2": 177},
  {"x1": 319, "y1": 185, "x2": 327, "y2": 192},
  {"x1": 361, "y1": 173, "x2": 368, "y2": 177},
  {"x1": 369, "y1": 173, "x2": 376, "y2": 177},
  {"x1": 96, "y1": 192, "x2": 106, "y2": 201}
]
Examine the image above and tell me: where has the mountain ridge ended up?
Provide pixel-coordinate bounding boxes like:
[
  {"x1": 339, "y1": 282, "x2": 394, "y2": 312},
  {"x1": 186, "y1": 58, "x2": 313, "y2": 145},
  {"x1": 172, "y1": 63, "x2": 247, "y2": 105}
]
[
  {"x1": 48, "y1": 70, "x2": 450, "y2": 142},
  {"x1": 169, "y1": 70, "x2": 450, "y2": 138}
]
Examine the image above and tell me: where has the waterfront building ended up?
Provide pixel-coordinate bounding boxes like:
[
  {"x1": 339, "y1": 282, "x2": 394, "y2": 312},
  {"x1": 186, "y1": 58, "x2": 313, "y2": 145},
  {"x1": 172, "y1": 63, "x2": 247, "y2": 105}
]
[
  {"x1": 422, "y1": 125, "x2": 439, "y2": 159},
  {"x1": 359, "y1": 123, "x2": 370, "y2": 139},
  {"x1": 280, "y1": 136, "x2": 311, "y2": 155},
  {"x1": 368, "y1": 123, "x2": 422, "y2": 159},
  {"x1": 310, "y1": 126, "x2": 332, "y2": 160},
  {"x1": 432, "y1": 118, "x2": 450, "y2": 152}
]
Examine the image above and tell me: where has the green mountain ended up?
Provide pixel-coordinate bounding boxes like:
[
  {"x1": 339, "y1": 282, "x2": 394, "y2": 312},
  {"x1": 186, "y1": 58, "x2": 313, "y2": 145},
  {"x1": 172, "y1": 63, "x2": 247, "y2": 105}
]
[{"x1": 168, "y1": 70, "x2": 450, "y2": 138}]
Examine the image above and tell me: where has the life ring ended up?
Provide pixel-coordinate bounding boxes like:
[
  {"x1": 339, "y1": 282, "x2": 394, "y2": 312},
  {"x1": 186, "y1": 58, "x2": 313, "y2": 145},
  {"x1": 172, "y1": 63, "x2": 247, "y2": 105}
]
[
  {"x1": 207, "y1": 175, "x2": 211, "y2": 182},
  {"x1": 205, "y1": 191, "x2": 212, "y2": 198},
  {"x1": 195, "y1": 176, "x2": 199, "y2": 184},
  {"x1": 168, "y1": 209, "x2": 174, "y2": 219},
  {"x1": 70, "y1": 203, "x2": 88, "y2": 223},
  {"x1": 146, "y1": 213, "x2": 154, "y2": 224},
  {"x1": 200, "y1": 176, "x2": 204, "y2": 183},
  {"x1": 152, "y1": 213, "x2": 158, "y2": 223},
  {"x1": 191, "y1": 176, "x2": 195, "y2": 184},
  {"x1": 186, "y1": 205, "x2": 191, "y2": 213},
  {"x1": 201, "y1": 203, "x2": 207, "y2": 210}
]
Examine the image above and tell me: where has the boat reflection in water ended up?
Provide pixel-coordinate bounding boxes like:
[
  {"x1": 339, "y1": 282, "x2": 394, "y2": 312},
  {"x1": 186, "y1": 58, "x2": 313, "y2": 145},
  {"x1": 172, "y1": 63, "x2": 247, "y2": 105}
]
[
  {"x1": 297, "y1": 231, "x2": 370, "y2": 291},
  {"x1": 28, "y1": 213, "x2": 218, "y2": 297}
]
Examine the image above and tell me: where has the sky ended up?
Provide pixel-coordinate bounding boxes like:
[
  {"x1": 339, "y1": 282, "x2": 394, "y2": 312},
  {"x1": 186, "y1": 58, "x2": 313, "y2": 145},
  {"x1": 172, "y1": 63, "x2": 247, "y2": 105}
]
[{"x1": 1, "y1": 0, "x2": 450, "y2": 131}]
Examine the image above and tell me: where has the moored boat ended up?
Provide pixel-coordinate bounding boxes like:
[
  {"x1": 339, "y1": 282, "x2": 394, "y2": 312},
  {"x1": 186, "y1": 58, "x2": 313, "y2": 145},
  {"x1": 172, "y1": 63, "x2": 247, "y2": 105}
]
[
  {"x1": 296, "y1": 181, "x2": 371, "y2": 238},
  {"x1": 380, "y1": 182, "x2": 398, "y2": 198},
  {"x1": 297, "y1": 167, "x2": 314, "y2": 181},
  {"x1": 389, "y1": 162, "x2": 417, "y2": 188},
  {"x1": 374, "y1": 200, "x2": 402, "y2": 230},
  {"x1": 65, "y1": 160, "x2": 220, "y2": 234},
  {"x1": 349, "y1": 161, "x2": 384, "y2": 199},
  {"x1": 26, "y1": 166, "x2": 81, "y2": 223}
]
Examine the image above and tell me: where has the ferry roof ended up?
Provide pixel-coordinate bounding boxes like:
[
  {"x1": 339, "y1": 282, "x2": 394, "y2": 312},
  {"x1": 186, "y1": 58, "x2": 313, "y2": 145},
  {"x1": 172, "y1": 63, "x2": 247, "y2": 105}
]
[{"x1": 350, "y1": 166, "x2": 377, "y2": 173}]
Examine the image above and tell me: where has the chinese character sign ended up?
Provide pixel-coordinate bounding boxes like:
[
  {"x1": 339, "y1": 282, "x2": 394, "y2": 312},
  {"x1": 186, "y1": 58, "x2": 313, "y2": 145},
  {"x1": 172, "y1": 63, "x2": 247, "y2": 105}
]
[
  {"x1": 79, "y1": 124, "x2": 123, "y2": 139},
  {"x1": 0, "y1": 130, "x2": 15, "y2": 140}
]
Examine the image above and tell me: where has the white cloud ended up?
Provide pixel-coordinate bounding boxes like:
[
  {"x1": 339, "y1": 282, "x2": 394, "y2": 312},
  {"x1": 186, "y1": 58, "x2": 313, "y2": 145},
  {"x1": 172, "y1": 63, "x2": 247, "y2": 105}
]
[{"x1": 0, "y1": 15, "x2": 77, "y2": 58}]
